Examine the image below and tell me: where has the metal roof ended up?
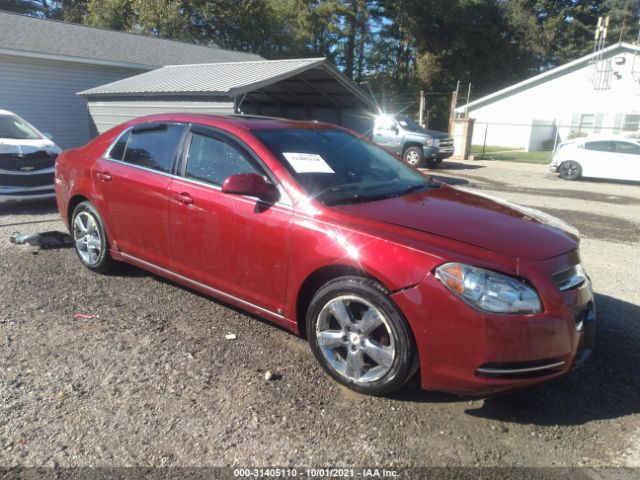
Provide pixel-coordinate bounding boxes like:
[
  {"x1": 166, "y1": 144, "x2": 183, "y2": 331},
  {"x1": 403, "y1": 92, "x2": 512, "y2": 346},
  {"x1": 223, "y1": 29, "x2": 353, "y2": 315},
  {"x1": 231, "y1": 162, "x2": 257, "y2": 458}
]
[
  {"x1": 458, "y1": 43, "x2": 640, "y2": 112},
  {"x1": 0, "y1": 11, "x2": 261, "y2": 69},
  {"x1": 79, "y1": 58, "x2": 376, "y2": 110}
]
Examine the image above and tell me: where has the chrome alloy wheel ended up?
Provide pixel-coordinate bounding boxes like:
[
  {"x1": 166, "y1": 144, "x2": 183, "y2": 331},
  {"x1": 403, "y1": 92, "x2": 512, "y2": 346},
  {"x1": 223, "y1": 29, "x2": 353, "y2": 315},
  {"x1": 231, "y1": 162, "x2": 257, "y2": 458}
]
[
  {"x1": 316, "y1": 295, "x2": 396, "y2": 383},
  {"x1": 405, "y1": 150, "x2": 421, "y2": 165},
  {"x1": 73, "y1": 211, "x2": 102, "y2": 266},
  {"x1": 559, "y1": 163, "x2": 577, "y2": 176}
]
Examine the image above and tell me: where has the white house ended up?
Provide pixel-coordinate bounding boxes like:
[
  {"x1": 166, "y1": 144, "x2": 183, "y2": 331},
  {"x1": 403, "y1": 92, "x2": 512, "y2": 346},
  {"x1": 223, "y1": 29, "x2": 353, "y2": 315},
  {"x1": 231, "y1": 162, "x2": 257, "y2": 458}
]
[
  {"x1": 0, "y1": 12, "x2": 261, "y2": 149},
  {"x1": 457, "y1": 43, "x2": 640, "y2": 152}
]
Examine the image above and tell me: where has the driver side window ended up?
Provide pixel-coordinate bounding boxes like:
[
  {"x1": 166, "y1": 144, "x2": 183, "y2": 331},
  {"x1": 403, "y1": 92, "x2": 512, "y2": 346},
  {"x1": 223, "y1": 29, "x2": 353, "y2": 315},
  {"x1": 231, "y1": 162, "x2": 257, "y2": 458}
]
[
  {"x1": 613, "y1": 141, "x2": 640, "y2": 156},
  {"x1": 376, "y1": 117, "x2": 398, "y2": 133},
  {"x1": 185, "y1": 132, "x2": 260, "y2": 186}
]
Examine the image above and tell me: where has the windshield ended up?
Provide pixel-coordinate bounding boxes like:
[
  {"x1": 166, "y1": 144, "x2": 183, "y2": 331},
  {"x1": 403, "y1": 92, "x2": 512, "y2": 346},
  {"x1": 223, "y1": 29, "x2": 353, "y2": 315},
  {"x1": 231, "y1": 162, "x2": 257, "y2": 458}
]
[
  {"x1": 253, "y1": 128, "x2": 436, "y2": 206},
  {"x1": 0, "y1": 115, "x2": 42, "y2": 140},
  {"x1": 395, "y1": 116, "x2": 425, "y2": 132}
]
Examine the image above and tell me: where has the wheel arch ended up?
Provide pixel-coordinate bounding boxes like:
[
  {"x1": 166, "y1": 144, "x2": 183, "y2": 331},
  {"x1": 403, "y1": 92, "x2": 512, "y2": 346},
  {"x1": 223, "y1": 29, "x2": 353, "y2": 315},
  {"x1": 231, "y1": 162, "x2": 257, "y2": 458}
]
[
  {"x1": 295, "y1": 264, "x2": 385, "y2": 339},
  {"x1": 67, "y1": 194, "x2": 90, "y2": 226},
  {"x1": 67, "y1": 194, "x2": 116, "y2": 251},
  {"x1": 402, "y1": 141, "x2": 423, "y2": 155}
]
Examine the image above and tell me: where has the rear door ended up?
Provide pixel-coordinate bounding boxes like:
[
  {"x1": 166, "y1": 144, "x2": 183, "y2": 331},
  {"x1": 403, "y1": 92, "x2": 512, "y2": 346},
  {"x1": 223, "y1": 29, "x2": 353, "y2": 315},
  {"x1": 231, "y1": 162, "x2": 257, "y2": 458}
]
[
  {"x1": 612, "y1": 141, "x2": 640, "y2": 181},
  {"x1": 167, "y1": 125, "x2": 292, "y2": 314},
  {"x1": 92, "y1": 122, "x2": 186, "y2": 266}
]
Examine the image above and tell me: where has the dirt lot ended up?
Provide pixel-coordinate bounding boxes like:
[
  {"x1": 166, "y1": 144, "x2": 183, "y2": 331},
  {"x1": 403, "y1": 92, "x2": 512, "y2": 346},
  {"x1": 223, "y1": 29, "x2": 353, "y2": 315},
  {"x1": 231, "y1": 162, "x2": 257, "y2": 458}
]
[{"x1": 0, "y1": 159, "x2": 639, "y2": 471}]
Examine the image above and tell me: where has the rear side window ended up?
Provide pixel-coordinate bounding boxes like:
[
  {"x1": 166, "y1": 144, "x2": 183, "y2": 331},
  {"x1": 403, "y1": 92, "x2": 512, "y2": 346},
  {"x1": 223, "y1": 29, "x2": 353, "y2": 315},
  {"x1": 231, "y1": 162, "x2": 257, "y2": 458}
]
[
  {"x1": 584, "y1": 141, "x2": 612, "y2": 152},
  {"x1": 185, "y1": 133, "x2": 260, "y2": 186},
  {"x1": 123, "y1": 124, "x2": 186, "y2": 173},
  {"x1": 108, "y1": 131, "x2": 130, "y2": 160}
]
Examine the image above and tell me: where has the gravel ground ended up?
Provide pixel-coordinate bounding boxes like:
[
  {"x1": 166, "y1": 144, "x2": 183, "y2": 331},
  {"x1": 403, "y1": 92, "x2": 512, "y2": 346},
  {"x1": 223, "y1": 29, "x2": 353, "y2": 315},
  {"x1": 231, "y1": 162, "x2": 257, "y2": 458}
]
[{"x1": 0, "y1": 160, "x2": 638, "y2": 471}]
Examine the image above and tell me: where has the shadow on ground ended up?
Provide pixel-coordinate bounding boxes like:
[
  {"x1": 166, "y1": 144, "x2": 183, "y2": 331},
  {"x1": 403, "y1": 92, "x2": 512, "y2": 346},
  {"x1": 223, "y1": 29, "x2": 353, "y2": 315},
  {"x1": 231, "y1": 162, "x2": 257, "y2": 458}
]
[
  {"x1": 0, "y1": 198, "x2": 58, "y2": 216},
  {"x1": 425, "y1": 161, "x2": 486, "y2": 172},
  {"x1": 427, "y1": 174, "x2": 470, "y2": 186},
  {"x1": 393, "y1": 293, "x2": 639, "y2": 426},
  {"x1": 104, "y1": 254, "x2": 640, "y2": 427}
]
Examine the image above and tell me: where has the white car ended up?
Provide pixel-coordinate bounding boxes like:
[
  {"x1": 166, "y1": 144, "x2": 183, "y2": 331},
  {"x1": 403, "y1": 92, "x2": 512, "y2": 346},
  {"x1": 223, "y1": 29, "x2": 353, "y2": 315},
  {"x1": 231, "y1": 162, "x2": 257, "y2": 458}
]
[
  {"x1": 549, "y1": 136, "x2": 640, "y2": 182},
  {"x1": 0, "y1": 109, "x2": 61, "y2": 202}
]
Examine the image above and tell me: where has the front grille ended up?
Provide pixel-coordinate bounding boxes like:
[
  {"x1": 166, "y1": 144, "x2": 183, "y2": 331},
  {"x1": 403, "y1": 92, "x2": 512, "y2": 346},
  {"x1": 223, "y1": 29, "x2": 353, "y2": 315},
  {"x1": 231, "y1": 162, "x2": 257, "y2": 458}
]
[
  {"x1": 572, "y1": 302, "x2": 592, "y2": 332},
  {"x1": 0, "y1": 151, "x2": 57, "y2": 172},
  {"x1": 0, "y1": 171, "x2": 54, "y2": 188},
  {"x1": 439, "y1": 138, "x2": 454, "y2": 148}
]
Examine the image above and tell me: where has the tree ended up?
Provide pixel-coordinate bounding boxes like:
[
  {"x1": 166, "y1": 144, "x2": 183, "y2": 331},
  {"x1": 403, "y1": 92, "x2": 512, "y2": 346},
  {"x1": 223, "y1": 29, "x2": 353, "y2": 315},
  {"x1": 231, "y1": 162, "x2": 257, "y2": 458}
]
[
  {"x1": 604, "y1": 0, "x2": 640, "y2": 43},
  {"x1": 60, "y1": 0, "x2": 88, "y2": 22},
  {"x1": 86, "y1": 0, "x2": 132, "y2": 30},
  {"x1": 0, "y1": 0, "x2": 61, "y2": 17},
  {"x1": 132, "y1": 0, "x2": 190, "y2": 39}
]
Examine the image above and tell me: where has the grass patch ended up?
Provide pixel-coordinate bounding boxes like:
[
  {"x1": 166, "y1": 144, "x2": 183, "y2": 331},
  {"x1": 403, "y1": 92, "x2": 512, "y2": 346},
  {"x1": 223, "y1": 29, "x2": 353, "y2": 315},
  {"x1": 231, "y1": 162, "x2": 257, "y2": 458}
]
[{"x1": 471, "y1": 145, "x2": 552, "y2": 164}]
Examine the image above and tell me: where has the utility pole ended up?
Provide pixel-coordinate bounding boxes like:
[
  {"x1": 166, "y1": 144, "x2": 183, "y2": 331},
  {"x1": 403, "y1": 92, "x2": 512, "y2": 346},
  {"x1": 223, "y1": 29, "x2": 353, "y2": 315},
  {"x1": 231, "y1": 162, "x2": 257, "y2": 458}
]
[
  {"x1": 448, "y1": 80, "x2": 460, "y2": 133},
  {"x1": 419, "y1": 90, "x2": 425, "y2": 127},
  {"x1": 465, "y1": 83, "x2": 472, "y2": 117}
]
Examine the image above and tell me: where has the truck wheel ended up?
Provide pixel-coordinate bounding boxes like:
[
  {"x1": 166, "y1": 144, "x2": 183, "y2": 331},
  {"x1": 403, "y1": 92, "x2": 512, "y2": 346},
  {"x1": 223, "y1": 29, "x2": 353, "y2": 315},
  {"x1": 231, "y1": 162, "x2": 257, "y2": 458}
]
[{"x1": 403, "y1": 147, "x2": 424, "y2": 167}]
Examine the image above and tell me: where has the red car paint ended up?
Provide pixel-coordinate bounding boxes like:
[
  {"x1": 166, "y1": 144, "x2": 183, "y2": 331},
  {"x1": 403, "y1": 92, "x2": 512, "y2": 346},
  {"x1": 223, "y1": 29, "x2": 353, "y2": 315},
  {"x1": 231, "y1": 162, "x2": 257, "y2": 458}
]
[{"x1": 55, "y1": 114, "x2": 594, "y2": 395}]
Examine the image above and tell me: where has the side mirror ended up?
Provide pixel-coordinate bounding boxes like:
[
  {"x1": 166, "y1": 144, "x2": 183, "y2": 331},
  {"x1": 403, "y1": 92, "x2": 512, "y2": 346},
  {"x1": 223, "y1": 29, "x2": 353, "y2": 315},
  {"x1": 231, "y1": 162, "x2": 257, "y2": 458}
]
[{"x1": 222, "y1": 173, "x2": 278, "y2": 202}]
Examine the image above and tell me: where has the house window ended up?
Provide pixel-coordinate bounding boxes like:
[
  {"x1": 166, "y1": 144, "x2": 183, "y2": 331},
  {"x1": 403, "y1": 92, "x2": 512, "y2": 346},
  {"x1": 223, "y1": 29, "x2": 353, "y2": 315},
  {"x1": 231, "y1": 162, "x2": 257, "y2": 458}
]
[
  {"x1": 578, "y1": 114, "x2": 595, "y2": 132},
  {"x1": 623, "y1": 114, "x2": 640, "y2": 132}
]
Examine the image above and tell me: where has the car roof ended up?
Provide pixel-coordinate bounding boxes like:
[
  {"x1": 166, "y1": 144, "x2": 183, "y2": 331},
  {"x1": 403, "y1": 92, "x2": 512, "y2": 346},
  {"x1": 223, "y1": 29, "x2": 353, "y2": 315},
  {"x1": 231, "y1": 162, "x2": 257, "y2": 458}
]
[
  {"x1": 0, "y1": 109, "x2": 16, "y2": 116},
  {"x1": 127, "y1": 113, "x2": 338, "y2": 132},
  {"x1": 566, "y1": 135, "x2": 640, "y2": 145}
]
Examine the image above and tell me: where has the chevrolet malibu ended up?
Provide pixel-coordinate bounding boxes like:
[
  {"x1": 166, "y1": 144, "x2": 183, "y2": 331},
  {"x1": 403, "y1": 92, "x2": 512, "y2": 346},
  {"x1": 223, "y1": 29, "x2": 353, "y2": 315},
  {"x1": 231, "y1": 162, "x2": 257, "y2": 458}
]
[{"x1": 55, "y1": 114, "x2": 595, "y2": 396}]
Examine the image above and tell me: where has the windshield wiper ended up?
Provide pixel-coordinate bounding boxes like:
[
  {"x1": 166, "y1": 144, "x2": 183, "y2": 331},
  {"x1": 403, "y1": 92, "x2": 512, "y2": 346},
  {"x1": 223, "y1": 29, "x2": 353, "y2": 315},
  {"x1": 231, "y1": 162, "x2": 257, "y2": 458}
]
[{"x1": 327, "y1": 182, "x2": 436, "y2": 206}]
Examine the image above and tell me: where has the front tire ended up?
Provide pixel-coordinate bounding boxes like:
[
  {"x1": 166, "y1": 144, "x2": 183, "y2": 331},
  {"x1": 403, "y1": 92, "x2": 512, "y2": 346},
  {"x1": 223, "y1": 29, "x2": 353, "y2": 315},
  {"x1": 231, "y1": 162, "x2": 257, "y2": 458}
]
[
  {"x1": 71, "y1": 201, "x2": 114, "y2": 273},
  {"x1": 306, "y1": 276, "x2": 416, "y2": 395},
  {"x1": 559, "y1": 161, "x2": 582, "y2": 181},
  {"x1": 403, "y1": 146, "x2": 424, "y2": 168}
]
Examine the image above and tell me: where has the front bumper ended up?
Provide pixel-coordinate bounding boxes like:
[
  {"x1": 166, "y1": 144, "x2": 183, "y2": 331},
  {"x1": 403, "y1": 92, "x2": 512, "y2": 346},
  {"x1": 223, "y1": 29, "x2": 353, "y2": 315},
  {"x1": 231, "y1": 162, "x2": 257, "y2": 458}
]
[
  {"x1": 391, "y1": 255, "x2": 595, "y2": 395},
  {"x1": 0, "y1": 184, "x2": 56, "y2": 203},
  {"x1": 0, "y1": 166, "x2": 55, "y2": 202},
  {"x1": 423, "y1": 146, "x2": 455, "y2": 159},
  {"x1": 549, "y1": 164, "x2": 559, "y2": 173}
]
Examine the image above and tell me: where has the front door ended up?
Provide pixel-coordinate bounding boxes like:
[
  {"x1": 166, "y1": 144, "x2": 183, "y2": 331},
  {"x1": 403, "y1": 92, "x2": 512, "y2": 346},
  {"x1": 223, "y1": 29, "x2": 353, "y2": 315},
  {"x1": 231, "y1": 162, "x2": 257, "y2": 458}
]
[
  {"x1": 373, "y1": 117, "x2": 402, "y2": 154},
  {"x1": 167, "y1": 126, "x2": 292, "y2": 315},
  {"x1": 612, "y1": 141, "x2": 640, "y2": 181},
  {"x1": 581, "y1": 140, "x2": 625, "y2": 179}
]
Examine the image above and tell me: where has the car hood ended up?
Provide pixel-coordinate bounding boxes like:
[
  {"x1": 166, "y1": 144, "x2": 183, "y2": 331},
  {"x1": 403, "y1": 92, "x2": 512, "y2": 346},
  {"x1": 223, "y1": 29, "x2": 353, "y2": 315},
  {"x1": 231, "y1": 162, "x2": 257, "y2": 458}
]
[
  {"x1": 333, "y1": 184, "x2": 579, "y2": 261},
  {"x1": 0, "y1": 138, "x2": 61, "y2": 155},
  {"x1": 403, "y1": 129, "x2": 450, "y2": 139}
]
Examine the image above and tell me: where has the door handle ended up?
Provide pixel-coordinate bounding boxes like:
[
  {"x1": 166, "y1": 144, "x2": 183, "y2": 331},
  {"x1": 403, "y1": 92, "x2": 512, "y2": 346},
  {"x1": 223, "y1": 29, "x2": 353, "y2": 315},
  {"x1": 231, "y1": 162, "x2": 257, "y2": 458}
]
[
  {"x1": 96, "y1": 171, "x2": 112, "y2": 182},
  {"x1": 173, "y1": 192, "x2": 194, "y2": 205}
]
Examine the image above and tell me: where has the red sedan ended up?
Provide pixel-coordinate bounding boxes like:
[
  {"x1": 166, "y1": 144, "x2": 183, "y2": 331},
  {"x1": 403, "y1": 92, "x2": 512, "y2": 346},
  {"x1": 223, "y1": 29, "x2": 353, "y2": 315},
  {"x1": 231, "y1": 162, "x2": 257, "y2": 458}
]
[{"x1": 54, "y1": 114, "x2": 595, "y2": 396}]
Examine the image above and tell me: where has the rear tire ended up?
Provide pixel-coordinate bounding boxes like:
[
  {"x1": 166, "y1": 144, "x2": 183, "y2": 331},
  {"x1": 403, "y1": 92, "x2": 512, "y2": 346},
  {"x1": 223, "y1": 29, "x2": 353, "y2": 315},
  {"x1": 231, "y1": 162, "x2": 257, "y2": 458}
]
[
  {"x1": 403, "y1": 146, "x2": 424, "y2": 168},
  {"x1": 306, "y1": 276, "x2": 416, "y2": 396},
  {"x1": 559, "y1": 161, "x2": 582, "y2": 181},
  {"x1": 71, "y1": 201, "x2": 114, "y2": 273}
]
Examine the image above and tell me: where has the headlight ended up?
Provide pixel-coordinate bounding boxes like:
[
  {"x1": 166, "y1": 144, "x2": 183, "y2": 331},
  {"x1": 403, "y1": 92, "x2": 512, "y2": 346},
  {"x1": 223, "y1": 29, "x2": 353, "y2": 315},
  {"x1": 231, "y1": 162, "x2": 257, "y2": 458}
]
[
  {"x1": 435, "y1": 263, "x2": 542, "y2": 314},
  {"x1": 424, "y1": 138, "x2": 434, "y2": 146}
]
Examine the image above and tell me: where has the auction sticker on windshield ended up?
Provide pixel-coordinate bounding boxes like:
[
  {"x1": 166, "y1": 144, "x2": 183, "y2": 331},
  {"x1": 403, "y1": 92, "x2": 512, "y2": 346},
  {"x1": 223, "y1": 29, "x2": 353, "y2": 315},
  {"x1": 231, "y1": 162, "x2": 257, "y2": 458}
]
[{"x1": 282, "y1": 152, "x2": 335, "y2": 174}]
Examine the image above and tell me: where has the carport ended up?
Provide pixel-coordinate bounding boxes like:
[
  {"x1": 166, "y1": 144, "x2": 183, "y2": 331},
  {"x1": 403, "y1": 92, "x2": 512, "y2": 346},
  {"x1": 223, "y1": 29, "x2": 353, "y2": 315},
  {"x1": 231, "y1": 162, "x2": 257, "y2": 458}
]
[{"x1": 78, "y1": 58, "x2": 377, "y2": 136}]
